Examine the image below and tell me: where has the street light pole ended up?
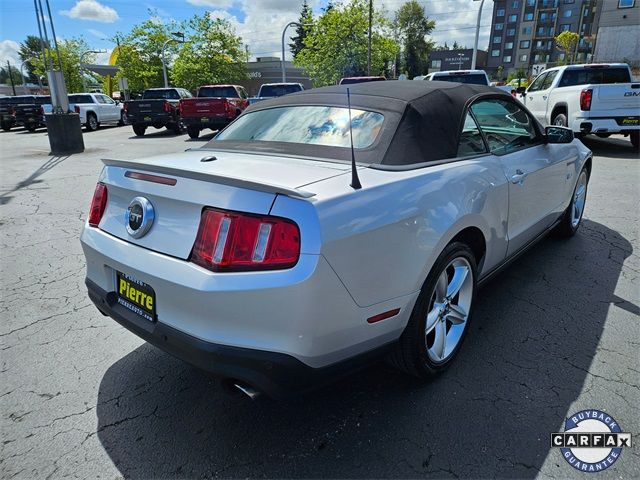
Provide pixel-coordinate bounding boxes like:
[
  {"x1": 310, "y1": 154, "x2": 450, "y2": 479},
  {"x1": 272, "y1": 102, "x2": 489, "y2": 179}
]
[
  {"x1": 471, "y1": 0, "x2": 485, "y2": 70},
  {"x1": 367, "y1": 0, "x2": 372, "y2": 76},
  {"x1": 281, "y1": 21, "x2": 300, "y2": 83},
  {"x1": 162, "y1": 32, "x2": 184, "y2": 88}
]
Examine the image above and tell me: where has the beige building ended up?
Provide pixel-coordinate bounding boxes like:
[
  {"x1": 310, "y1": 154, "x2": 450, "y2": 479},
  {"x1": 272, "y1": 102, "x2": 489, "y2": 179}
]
[{"x1": 593, "y1": 0, "x2": 640, "y2": 67}]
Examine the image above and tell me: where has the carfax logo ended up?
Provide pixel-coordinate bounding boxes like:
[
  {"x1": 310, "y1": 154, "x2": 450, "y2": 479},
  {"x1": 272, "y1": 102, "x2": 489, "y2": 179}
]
[{"x1": 551, "y1": 410, "x2": 632, "y2": 473}]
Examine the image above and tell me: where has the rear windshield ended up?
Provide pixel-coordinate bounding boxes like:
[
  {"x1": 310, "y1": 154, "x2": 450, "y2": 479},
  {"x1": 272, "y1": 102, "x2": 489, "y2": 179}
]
[
  {"x1": 259, "y1": 84, "x2": 302, "y2": 97},
  {"x1": 216, "y1": 106, "x2": 384, "y2": 149},
  {"x1": 68, "y1": 94, "x2": 93, "y2": 104},
  {"x1": 35, "y1": 96, "x2": 51, "y2": 105},
  {"x1": 143, "y1": 89, "x2": 180, "y2": 100},
  {"x1": 198, "y1": 86, "x2": 237, "y2": 98},
  {"x1": 430, "y1": 74, "x2": 488, "y2": 85},
  {"x1": 558, "y1": 67, "x2": 631, "y2": 87},
  {"x1": 0, "y1": 96, "x2": 36, "y2": 104}
]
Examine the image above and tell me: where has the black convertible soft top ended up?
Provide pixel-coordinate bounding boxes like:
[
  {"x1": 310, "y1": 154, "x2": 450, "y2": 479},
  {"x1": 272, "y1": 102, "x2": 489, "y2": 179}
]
[{"x1": 205, "y1": 80, "x2": 512, "y2": 167}]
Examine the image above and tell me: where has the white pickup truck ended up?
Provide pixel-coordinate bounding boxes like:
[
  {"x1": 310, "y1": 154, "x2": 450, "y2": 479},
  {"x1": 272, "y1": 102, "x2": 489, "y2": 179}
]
[
  {"x1": 522, "y1": 63, "x2": 640, "y2": 149},
  {"x1": 43, "y1": 92, "x2": 124, "y2": 131}
]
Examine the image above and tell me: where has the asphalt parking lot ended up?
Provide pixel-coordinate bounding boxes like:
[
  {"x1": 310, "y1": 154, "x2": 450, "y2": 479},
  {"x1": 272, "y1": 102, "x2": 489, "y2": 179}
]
[{"x1": 1, "y1": 124, "x2": 638, "y2": 479}]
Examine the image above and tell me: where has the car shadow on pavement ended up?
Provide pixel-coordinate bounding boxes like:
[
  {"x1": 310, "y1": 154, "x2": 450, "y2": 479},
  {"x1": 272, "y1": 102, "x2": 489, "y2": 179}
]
[
  {"x1": 580, "y1": 135, "x2": 638, "y2": 160},
  {"x1": 0, "y1": 155, "x2": 70, "y2": 205},
  {"x1": 127, "y1": 129, "x2": 187, "y2": 140},
  {"x1": 95, "y1": 219, "x2": 633, "y2": 479}
]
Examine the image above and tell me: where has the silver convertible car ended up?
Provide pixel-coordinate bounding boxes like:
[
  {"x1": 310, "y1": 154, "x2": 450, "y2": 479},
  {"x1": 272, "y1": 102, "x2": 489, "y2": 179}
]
[{"x1": 81, "y1": 81, "x2": 592, "y2": 398}]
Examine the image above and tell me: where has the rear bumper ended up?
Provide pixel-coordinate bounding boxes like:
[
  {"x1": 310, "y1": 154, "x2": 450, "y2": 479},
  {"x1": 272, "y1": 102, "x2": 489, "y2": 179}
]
[
  {"x1": 182, "y1": 116, "x2": 232, "y2": 129},
  {"x1": 126, "y1": 113, "x2": 176, "y2": 126},
  {"x1": 86, "y1": 277, "x2": 395, "y2": 398},
  {"x1": 81, "y1": 226, "x2": 413, "y2": 394},
  {"x1": 573, "y1": 116, "x2": 640, "y2": 134}
]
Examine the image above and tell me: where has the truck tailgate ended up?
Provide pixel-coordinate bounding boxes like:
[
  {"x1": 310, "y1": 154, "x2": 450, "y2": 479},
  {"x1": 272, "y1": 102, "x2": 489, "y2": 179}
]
[
  {"x1": 180, "y1": 98, "x2": 228, "y2": 117},
  {"x1": 589, "y1": 83, "x2": 640, "y2": 115}
]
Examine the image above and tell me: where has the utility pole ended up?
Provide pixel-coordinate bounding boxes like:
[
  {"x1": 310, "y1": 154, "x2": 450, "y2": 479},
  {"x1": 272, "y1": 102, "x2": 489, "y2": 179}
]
[
  {"x1": 367, "y1": 0, "x2": 372, "y2": 76},
  {"x1": 7, "y1": 61, "x2": 16, "y2": 95},
  {"x1": 471, "y1": 0, "x2": 485, "y2": 70}
]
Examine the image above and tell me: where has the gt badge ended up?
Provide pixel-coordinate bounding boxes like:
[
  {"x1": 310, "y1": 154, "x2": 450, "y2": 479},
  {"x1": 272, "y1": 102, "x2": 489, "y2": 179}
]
[{"x1": 125, "y1": 196, "x2": 154, "y2": 238}]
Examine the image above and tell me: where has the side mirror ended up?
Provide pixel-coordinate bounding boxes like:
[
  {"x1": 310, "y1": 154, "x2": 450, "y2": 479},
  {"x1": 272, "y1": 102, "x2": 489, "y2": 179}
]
[
  {"x1": 516, "y1": 87, "x2": 526, "y2": 94},
  {"x1": 545, "y1": 126, "x2": 574, "y2": 144}
]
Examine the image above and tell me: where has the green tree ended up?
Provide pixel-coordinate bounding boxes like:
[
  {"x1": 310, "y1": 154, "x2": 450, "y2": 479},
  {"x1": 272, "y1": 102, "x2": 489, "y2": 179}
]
[
  {"x1": 555, "y1": 30, "x2": 579, "y2": 64},
  {"x1": 295, "y1": 0, "x2": 399, "y2": 86},
  {"x1": 19, "y1": 35, "x2": 48, "y2": 83},
  {"x1": 170, "y1": 13, "x2": 246, "y2": 91},
  {"x1": 394, "y1": 0, "x2": 435, "y2": 78},
  {"x1": 29, "y1": 37, "x2": 93, "y2": 93},
  {"x1": 112, "y1": 12, "x2": 182, "y2": 91},
  {"x1": 0, "y1": 64, "x2": 23, "y2": 85},
  {"x1": 289, "y1": 0, "x2": 314, "y2": 59}
]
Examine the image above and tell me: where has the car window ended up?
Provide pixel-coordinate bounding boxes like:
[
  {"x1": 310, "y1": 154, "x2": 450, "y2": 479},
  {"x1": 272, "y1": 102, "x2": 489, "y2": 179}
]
[
  {"x1": 95, "y1": 95, "x2": 107, "y2": 104},
  {"x1": 557, "y1": 67, "x2": 631, "y2": 87},
  {"x1": 100, "y1": 95, "x2": 115, "y2": 104},
  {"x1": 259, "y1": 85, "x2": 302, "y2": 97},
  {"x1": 541, "y1": 70, "x2": 558, "y2": 90},
  {"x1": 143, "y1": 89, "x2": 180, "y2": 100},
  {"x1": 239, "y1": 88, "x2": 248, "y2": 99},
  {"x1": 432, "y1": 73, "x2": 488, "y2": 85},
  {"x1": 470, "y1": 99, "x2": 540, "y2": 155},
  {"x1": 68, "y1": 94, "x2": 93, "y2": 104},
  {"x1": 199, "y1": 86, "x2": 238, "y2": 98},
  {"x1": 457, "y1": 112, "x2": 488, "y2": 157},
  {"x1": 528, "y1": 72, "x2": 547, "y2": 92},
  {"x1": 216, "y1": 106, "x2": 384, "y2": 149}
]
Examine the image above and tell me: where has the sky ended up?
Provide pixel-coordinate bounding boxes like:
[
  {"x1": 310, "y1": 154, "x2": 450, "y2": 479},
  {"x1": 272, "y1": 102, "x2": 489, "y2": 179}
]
[{"x1": 0, "y1": 0, "x2": 494, "y2": 71}]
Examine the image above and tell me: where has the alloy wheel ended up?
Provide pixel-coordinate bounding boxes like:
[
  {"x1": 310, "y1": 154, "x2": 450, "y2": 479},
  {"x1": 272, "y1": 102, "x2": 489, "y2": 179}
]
[
  {"x1": 571, "y1": 171, "x2": 588, "y2": 228},
  {"x1": 424, "y1": 257, "x2": 473, "y2": 363}
]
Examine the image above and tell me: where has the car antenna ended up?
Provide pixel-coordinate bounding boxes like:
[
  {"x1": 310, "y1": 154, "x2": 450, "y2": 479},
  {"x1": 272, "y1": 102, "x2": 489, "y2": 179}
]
[{"x1": 346, "y1": 88, "x2": 362, "y2": 190}]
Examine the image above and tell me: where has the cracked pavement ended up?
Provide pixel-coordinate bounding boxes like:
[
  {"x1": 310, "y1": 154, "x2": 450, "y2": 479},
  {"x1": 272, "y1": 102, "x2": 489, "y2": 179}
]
[{"x1": 1, "y1": 126, "x2": 638, "y2": 479}]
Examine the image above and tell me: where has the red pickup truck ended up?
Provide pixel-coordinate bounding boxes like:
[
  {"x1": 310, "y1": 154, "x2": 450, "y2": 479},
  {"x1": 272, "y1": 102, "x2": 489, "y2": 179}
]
[{"x1": 179, "y1": 85, "x2": 249, "y2": 139}]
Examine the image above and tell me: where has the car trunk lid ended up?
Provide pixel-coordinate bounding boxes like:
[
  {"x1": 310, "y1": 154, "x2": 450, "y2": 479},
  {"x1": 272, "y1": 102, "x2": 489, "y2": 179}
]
[{"x1": 98, "y1": 150, "x2": 348, "y2": 259}]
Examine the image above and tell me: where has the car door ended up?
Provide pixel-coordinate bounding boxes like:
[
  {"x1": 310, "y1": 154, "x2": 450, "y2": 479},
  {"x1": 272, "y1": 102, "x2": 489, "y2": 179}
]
[
  {"x1": 94, "y1": 95, "x2": 111, "y2": 122},
  {"x1": 99, "y1": 95, "x2": 119, "y2": 122},
  {"x1": 523, "y1": 71, "x2": 549, "y2": 123},
  {"x1": 471, "y1": 98, "x2": 567, "y2": 256}
]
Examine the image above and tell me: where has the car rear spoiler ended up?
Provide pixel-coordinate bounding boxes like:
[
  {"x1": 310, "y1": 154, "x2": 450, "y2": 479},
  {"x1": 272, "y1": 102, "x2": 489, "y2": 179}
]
[{"x1": 101, "y1": 158, "x2": 316, "y2": 199}]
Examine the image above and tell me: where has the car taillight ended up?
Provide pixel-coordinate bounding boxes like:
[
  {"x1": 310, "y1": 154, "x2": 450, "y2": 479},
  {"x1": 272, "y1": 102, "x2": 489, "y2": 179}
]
[
  {"x1": 163, "y1": 101, "x2": 171, "y2": 113},
  {"x1": 74, "y1": 105, "x2": 80, "y2": 114},
  {"x1": 88, "y1": 183, "x2": 108, "y2": 227},
  {"x1": 224, "y1": 100, "x2": 232, "y2": 115},
  {"x1": 9, "y1": 107, "x2": 15, "y2": 116},
  {"x1": 39, "y1": 106, "x2": 44, "y2": 116},
  {"x1": 190, "y1": 208, "x2": 300, "y2": 272},
  {"x1": 178, "y1": 100, "x2": 183, "y2": 115},
  {"x1": 123, "y1": 103, "x2": 128, "y2": 114},
  {"x1": 580, "y1": 89, "x2": 593, "y2": 111}
]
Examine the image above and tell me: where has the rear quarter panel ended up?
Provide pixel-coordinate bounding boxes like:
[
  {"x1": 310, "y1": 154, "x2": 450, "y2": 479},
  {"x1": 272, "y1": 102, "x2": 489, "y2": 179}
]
[{"x1": 310, "y1": 157, "x2": 509, "y2": 307}]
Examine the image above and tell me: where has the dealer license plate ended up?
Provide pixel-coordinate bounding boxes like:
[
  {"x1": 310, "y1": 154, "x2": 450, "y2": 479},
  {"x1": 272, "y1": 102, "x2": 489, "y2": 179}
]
[{"x1": 116, "y1": 271, "x2": 156, "y2": 322}]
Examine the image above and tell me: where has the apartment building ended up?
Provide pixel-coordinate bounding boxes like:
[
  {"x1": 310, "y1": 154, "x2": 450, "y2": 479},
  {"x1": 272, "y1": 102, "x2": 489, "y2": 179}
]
[
  {"x1": 486, "y1": 0, "x2": 599, "y2": 77},
  {"x1": 593, "y1": 0, "x2": 640, "y2": 67}
]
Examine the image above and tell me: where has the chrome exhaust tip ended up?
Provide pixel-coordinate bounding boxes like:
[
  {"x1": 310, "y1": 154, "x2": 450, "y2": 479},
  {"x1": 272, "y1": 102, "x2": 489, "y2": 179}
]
[{"x1": 233, "y1": 382, "x2": 261, "y2": 400}]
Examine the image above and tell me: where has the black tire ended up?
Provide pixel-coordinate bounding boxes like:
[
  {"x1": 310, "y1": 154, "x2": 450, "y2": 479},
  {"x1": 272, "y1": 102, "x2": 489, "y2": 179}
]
[
  {"x1": 26, "y1": 124, "x2": 37, "y2": 132},
  {"x1": 169, "y1": 122, "x2": 184, "y2": 135},
  {"x1": 118, "y1": 112, "x2": 125, "y2": 127},
  {"x1": 132, "y1": 124, "x2": 146, "y2": 137},
  {"x1": 388, "y1": 242, "x2": 477, "y2": 379},
  {"x1": 2, "y1": 123, "x2": 12, "y2": 132},
  {"x1": 552, "y1": 112, "x2": 568, "y2": 127},
  {"x1": 187, "y1": 126, "x2": 200, "y2": 139},
  {"x1": 556, "y1": 167, "x2": 589, "y2": 238},
  {"x1": 630, "y1": 131, "x2": 639, "y2": 151},
  {"x1": 85, "y1": 113, "x2": 99, "y2": 132}
]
